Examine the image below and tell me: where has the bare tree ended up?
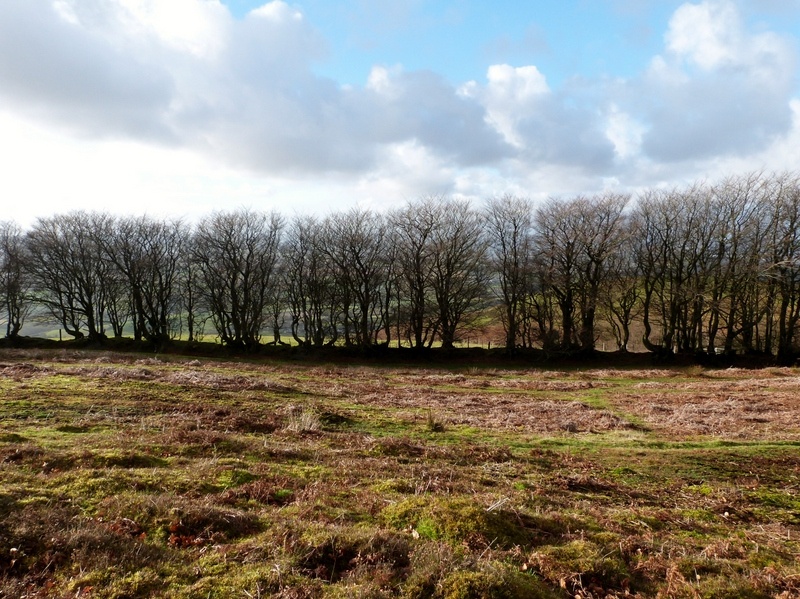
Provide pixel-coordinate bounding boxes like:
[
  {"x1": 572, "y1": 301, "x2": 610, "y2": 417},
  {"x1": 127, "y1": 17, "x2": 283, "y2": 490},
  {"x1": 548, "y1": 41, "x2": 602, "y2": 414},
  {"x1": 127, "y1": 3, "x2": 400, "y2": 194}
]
[
  {"x1": 523, "y1": 270, "x2": 560, "y2": 351},
  {"x1": 0, "y1": 221, "x2": 31, "y2": 338},
  {"x1": 573, "y1": 193, "x2": 629, "y2": 351},
  {"x1": 703, "y1": 174, "x2": 771, "y2": 355},
  {"x1": 430, "y1": 199, "x2": 489, "y2": 350},
  {"x1": 176, "y1": 242, "x2": 204, "y2": 342},
  {"x1": 266, "y1": 250, "x2": 289, "y2": 346},
  {"x1": 633, "y1": 185, "x2": 719, "y2": 355},
  {"x1": 534, "y1": 194, "x2": 628, "y2": 353},
  {"x1": 599, "y1": 246, "x2": 641, "y2": 352},
  {"x1": 10, "y1": 171, "x2": 800, "y2": 362},
  {"x1": 284, "y1": 216, "x2": 340, "y2": 347},
  {"x1": 191, "y1": 209, "x2": 283, "y2": 351},
  {"x1": 533, "y1": 198, "x2": 581, "y2": 350},
  {"x1": 102, "y1": 268, "x2": 130, "y2": 339},
  {"x1": 98, "y1": 216, "x2": 187, "y2": 346},
  {"x1": 322, "y1": 209, "x2": 391, "y2": 348},
  {"x1": 763, "y1": 174, "x2": 800, "y2": 363},
  {"x1": 484, "y1": 195, "x2": 534, "y2": 354},
  {"x1": 26, "y1": 212, "x2": 115, "y2": 341},
  {"x1": 390, "y1": 198, "x2": 442, "y2": 349}
]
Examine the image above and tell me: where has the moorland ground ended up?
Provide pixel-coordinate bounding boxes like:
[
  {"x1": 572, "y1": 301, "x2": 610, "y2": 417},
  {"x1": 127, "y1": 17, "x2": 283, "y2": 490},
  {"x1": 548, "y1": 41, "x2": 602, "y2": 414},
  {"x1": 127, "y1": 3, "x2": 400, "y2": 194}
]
[{"x1": 1, "y1": 349, "x2": 799, "y2": 598}]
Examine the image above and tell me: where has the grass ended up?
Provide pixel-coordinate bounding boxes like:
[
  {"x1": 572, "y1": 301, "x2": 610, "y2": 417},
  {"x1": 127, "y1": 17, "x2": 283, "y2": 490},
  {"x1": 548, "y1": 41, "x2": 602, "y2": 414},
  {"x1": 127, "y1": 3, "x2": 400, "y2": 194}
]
[{"x1": 1, "y1": 349, "x2": 800, "y2": 597}]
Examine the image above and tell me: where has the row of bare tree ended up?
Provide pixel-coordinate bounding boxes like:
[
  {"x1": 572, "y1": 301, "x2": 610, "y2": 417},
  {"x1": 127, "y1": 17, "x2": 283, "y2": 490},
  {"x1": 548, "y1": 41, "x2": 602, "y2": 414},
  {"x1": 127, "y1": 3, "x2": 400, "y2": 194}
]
[
  {"x1": 2, "y1": 172, "x2": 800, "y2": 359},
  {"x1": 489, "y1": 172, "x2": 800, "y2": 362}
]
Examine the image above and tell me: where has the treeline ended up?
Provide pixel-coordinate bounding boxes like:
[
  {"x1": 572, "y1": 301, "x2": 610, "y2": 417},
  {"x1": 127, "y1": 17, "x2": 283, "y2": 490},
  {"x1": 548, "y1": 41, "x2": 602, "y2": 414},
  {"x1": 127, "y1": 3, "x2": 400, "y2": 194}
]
[{"x1": 2, "y1": 172, "x2": 800, "y2": 362}]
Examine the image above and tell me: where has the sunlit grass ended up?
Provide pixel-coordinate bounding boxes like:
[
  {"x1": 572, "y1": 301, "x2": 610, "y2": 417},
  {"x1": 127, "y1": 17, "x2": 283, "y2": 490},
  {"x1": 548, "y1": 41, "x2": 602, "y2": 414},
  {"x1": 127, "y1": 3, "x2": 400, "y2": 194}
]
[{"x1": 0, "y1": 350, "x2": 799, "y2": 597}]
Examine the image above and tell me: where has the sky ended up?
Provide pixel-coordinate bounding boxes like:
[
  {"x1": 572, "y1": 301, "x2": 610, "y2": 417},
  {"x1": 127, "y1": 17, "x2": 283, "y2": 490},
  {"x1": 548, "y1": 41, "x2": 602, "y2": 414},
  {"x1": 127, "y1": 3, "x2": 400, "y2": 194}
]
[{"x1": 1, "y1": 0, "x2": 800, "y2": 226}]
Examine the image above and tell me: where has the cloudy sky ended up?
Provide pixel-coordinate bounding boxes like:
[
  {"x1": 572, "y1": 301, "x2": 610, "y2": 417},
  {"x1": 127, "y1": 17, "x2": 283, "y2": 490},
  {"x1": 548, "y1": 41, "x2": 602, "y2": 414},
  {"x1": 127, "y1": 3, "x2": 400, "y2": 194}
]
[{"x1": 1, "y1": 0, "x2": 799, "y2": 225}]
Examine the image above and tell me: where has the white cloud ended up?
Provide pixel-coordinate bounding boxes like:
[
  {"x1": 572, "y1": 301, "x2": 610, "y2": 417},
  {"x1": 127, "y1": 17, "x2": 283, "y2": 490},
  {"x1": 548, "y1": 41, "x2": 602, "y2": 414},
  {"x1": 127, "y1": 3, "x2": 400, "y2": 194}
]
[
  {"x1": 461, "y1": 64, "x2": 615, "y2": 169},
  {"x1": 0, "y1": 109, "x2": 250, "y2": 225},
  {"x1": 366, "y1": 65, "x2": 400, "y2": 95},
  {"x1": 605, "y1": 104, "x2": 645, "y2": 160},
  {"x1": 630, "y1": 0, "x2": 797, "y2": 163},
  {"x1": 666, "y1": 0, "x2": 741, "y2": 70},
  {"x1": 469, "y1": 64, "x2": 550, "y2": 147},
  {"x1": 52, "y1": 0, "x2": 79, "y2": 24},
  {"x1": 0, "y1": 0, "x2": 512, "y2": 178},
  {"x1": 356, "y1": 141, "x2": 456, "y2": 207},
  {"x1": 0, "y1": 0, "x2": 798, "y2": 224},
  {"x1": 0, "y1": 0, "x2": 180, "y2": 143},
  {"x1": 115, "y1": 0, "x2": 230, "y2": 58},
  {"x1": 486, "y1": 64, "x2": 550, "y2": 100},
  {"x1": 665, "y1": 0, "x2": 793, "y2": 78},
  {"x1": 702, "y1": 98, "x2": 800, "y2": 177},
  {"x1": 250, "y1": 0, "x2": 303, "y2": 22}
]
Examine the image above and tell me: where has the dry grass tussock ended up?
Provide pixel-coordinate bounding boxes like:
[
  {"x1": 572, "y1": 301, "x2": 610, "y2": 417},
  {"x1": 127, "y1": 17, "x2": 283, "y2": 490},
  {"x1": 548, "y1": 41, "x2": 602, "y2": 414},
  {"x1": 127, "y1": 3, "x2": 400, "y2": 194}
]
[
  {"x1": 355, "y1": 389, "x2": 632, "y2": 433},
  {"x1": 482, "y1": 378, "x2": 612, "y2": 391},
  {"x1": 0, "y1": 362, "x2": 52, "y2": 380},
  {"x1": 700, "y1": 366, "x2": 798, "y2": 378},
  {"x1": 635, "y1": 376, "x2": 800, "y2": 392},
  {"x1": 581, "y1": 368, "x2": 685, "y2": 379},
  {"x1": 282, "y1": 405, "x2": 322, "y2": 433},
  {"x1": 53, "y1": 363, "x2": 297, "y2": 392},
  {"x1": 627, "y1": 390, "x2": 800, "y2": 439},
  {"x1": 617, "y1": 367, "x2": 800, "y2": 439}
]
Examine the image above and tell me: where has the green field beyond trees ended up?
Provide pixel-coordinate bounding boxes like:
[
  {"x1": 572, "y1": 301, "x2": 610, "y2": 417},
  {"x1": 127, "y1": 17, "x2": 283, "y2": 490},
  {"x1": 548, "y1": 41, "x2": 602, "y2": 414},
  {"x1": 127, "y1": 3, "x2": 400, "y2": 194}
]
[{"x1": 1, "y1": 349, "x2": 799, "y2": 597}]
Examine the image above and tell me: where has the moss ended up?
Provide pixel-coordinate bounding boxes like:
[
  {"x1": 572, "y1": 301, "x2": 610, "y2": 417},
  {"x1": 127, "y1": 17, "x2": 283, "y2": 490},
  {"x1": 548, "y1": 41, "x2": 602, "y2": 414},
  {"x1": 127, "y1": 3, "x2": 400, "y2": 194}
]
[
  {"x1": 747, "y1": 544, "x2": 795, "y2": 569},
  {"x1": 382, "y1": 497, "x2": 532, "y2": 548},
  {"x1": 439, "y1": 564, "x2": 559, "y2": 599},
  {"x1": 54, "y1": 424, "x2": 93, "y2": 434},
  {"x1": 94, "y1": 494, "x2": 263, "y2": 546},
  {"x1": 372, "y1": 478, "x2": 416, "y2": 494},
  {"x1": 293, "y1": 526, "x2": 410, "y2": 584},
  {"x1": 216, "y1": 468, "x2": 258, "y2": 489},
  {"x1": 638, "y1": 514, "x2": 667, "y2": 531},
  {"x1": 400, "y1": 541, "x2": 462, "y2": 599},
  {"x1": 91, "y1": 450, "x2": 169, "y2": 469},
  {"x1": 67, "y1": 566, "x2": 168, "y2": 599},
  {"x1": 531, "y1": 539, "x2": 631, "y2": 592},
  {"x1": 748, "y1": 489, "x2": 800, "y2": 510},
  {"x1": 686, "y1": 483, "x2": 715, "y2": 496},
  {"x1": 49, "y1": 470, "x2": 158, "y2": 506},
  {"x1": 694, "y1": 575, "x2": 772, "y2": 599},
  {"x1": 678, "y1": 508, "x2": 719, "y2": 525}
]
